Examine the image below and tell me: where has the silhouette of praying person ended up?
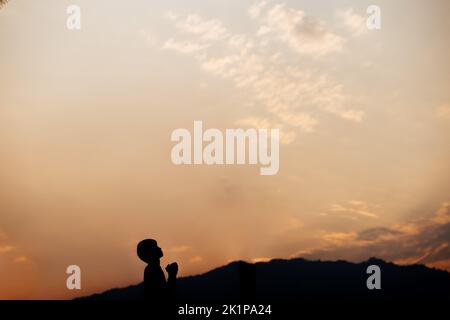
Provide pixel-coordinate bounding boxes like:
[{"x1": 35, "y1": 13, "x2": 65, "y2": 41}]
[{"x1": 137, "y1": 239, "x2": 178, "y2": 304}]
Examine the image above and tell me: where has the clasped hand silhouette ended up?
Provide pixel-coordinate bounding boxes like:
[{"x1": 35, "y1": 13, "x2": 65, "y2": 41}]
[{"x1": 165, "y1": 262, "x2": 178, "y2": 278}]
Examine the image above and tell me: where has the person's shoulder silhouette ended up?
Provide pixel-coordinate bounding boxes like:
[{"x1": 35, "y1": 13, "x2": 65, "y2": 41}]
[{"x1": 137, "y1": 239, "x2": 178, "y2": 306}]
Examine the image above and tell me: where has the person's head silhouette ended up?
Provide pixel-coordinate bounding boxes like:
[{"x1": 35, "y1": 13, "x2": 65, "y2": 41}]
[{"x1": 137, "y1": 239, "x2": 163, "y2": 264}]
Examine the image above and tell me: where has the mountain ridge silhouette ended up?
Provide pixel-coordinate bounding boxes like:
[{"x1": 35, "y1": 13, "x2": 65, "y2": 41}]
[{"x1": 77, "y1": 257, "x2": 450, "y2": 302}]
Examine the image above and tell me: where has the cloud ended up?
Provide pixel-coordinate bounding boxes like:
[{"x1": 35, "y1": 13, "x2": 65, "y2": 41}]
[
  {"x1": 252, "y1": 257, "x2": 271, "y2": 263},
  {"x1": 166, "y1": 12, "x2": 229, "y2": 41},
  {"x1": 13, "y1": 256, "x2": 28, "y2": 264},
  {"x1": 249, "y1": 1, "x2": 268, "y2": 19},
  {"x1": 252, "y1": 2, "x2": 343, "y2": 56},
  {"x1": 433, "y1": 202, "x2": 450, "y2": 224},
  {"x1": 297, "y1": 202, "x2": 450, "y2": 271},
  {"x1": 162, "y1": 4, "x2": 364, "y2": 143},
  {"x1": 329, "y1": 200, "x2": 379, "y2": 219},
  {"x1": 189, "y1": 256, "x2": 203, "y2": 263},
  {"x1": 0, "y1": 0, "x2": 8, "y2": 9},
  {"x1": 0, "y1": 232, "x2": 15, "y2": 254},
  {"x1": 322, "y1": 231, "x2": 357, "y2": 245},
  {"x1": 356, "y1": 227, "x2": 402, "y2": 241},
  {"x1": 235, "y1": 116, "x2": 301, "y2": 144},
  {"x1": 0, "y1": 231, "x2": 31, "y2": 272},
  {"x1": 336, "y1": 8, "x2": 367, "y2": 36},
  {"x1": 0, "y1": 232, "x2": 30, "y2": 264},
  {"x1": 163, "y1": 39, "x2": 209, "y2": 54},
  {"x1": 0, "y1": 245, "x2": 15, "y2": 253}
]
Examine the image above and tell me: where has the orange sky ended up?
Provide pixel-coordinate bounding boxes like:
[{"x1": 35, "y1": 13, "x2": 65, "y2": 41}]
[{"x1": 1, "y1": 0, "x2": 450, "y2": 299}]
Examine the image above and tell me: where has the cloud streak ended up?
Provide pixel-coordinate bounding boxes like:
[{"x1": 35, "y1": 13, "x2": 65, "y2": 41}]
[{"x1": 329, "y1": 200, "x2": 379, "y2": 219}]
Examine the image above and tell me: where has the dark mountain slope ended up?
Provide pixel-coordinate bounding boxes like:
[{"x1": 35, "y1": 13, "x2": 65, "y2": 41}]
[{"x1": 78, "y1": 257, "x2": 450, "y2": 302}]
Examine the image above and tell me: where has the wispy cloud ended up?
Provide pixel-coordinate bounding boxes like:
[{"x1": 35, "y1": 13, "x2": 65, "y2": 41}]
[
  {"x1": 161, "y1": 2, "x2": 364, "y2": 143},
  {"x1": 336, "y1": 8, "x2": 368, "y2": 36},
  {"x1": 163, "y1": 39, "x2": 209, "y2": 54},
  {"x1": 13, "y1": 256, "x2": 28, "y2": 264},
  {"x1": 189, "y1": 255, "x2": 203, "y2": 263},
  {"x1": 252, "y1": 257, "x2": 271, "y2": 263},
  {"x1": 329, "y1": 200, "x2": 379, "y2": 219},
  {"x1": 322, "y1": 231, "x2": 357, "y2": 245},
  {"x1": 249, "y1": 1, "x2": 268, "y2": 19},
  {"x1": 253, "y1": 2, "x2": 344, "y2": 56},
  {"x1": 0, "y1": 245, "x2": 15, "y2": 253},
  {"x1": 165, "y1": 12, "x2": 229, "y2": 41}
]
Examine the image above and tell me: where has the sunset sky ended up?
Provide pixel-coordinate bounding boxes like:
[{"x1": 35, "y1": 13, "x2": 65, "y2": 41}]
[{"x1": 1, "y1": 0, "x2": 449, "y2": 299}]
